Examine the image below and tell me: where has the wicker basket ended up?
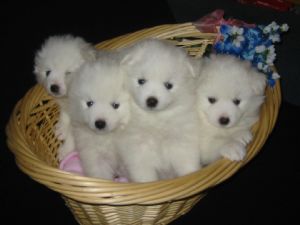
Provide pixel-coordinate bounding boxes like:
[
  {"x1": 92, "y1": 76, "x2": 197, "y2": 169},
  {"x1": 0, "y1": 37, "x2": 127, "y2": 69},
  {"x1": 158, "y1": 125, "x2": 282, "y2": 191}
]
[{"x1": 6, "y1": 22, "x2": 281, "y2": 225}]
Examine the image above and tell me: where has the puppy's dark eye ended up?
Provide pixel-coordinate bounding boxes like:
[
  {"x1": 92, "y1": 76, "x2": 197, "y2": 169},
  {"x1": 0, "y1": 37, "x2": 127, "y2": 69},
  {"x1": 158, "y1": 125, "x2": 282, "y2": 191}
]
[
  {"x1": 164, "y1": 82, "x2": 173, "y2": 90},
  {"x1": 111, "y1": 102, "x2": 120, "y2": 109},
  {"x1": 86, "y1": 101, "x2": 94, "y2": 107},
  {"x1": 138, "y1": 78, "x2": 146, "y2": 85},
  {"x1": 208, "y1": 97, "x2": 217, "y2": 104},
  {"x1": 65, "y1": 71, "x2": 72, "y2": 76},
  {"x1": 233, "y1": 98, "x2": 241, "y2": 106},
  {"x1": 46, "y1": 70, "x2": 51, "y2": 77}
]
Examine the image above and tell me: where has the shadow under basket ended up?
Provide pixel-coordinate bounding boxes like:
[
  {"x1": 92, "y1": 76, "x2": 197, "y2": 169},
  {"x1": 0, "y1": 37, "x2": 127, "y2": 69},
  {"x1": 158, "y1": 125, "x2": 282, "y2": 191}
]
[{"x1": 6, "y1": 22, "x2": 281, "y2": 225}]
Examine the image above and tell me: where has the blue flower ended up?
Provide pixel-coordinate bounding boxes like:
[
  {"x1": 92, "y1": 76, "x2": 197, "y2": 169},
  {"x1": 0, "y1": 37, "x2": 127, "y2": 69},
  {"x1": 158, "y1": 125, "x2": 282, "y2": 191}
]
[
  {"x1": 213, "y1": 21, "x2": 288, "y2": 87},
  {"x1": 215, "y1": 25, "x2": 246, "y2": 55},
  {"x1": 266, "y1": 72, "x2": 280, "y2": 87},
  {"x1": 241, "y1": 47, "x2": 255, "y2": 61},
  {"x1": 229, "y1": 26, "x2": 245, "y2": 47},
  {"x1": 243, "y1": 27, "x2": 264, "y2": 49}
]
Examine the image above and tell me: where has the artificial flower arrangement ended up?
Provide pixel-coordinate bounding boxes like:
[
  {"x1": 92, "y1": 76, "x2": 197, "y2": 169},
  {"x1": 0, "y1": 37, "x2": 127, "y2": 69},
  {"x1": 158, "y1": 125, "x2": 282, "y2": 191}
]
[{"x1": 194, "y1": 9, "x2": 289, "y2": 86}]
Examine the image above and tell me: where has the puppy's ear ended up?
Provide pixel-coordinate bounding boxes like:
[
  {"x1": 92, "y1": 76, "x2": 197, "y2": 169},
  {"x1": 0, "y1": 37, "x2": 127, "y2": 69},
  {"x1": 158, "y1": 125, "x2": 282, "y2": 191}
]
[
  {"x1": 120, "y1": 53, "x2": 131, "y2": 66},
  {"x1": 121, "y1": 52, "x2": 136, "y2": 66},
  {"x1": 249, "y1": 69, "x2": 267, "y2": 95},
  {"x1": 209, "y1": 53, "x2": 217, "y2": 60},
  {"x1": 33, "y1": 65, "x2": 39, "y2": 75},
  {"x1": 81, "y1": 45, "x2": 97, "y2": 61},
  {"x1": 120, "y1": 46, "x2": 144, "y2": 66},
  {"x1": 33, "y1": 52, "x2": 41, "y2": 75},
  {"x1": 187, "y1": 57, "x2": 204, "y2": 78}
]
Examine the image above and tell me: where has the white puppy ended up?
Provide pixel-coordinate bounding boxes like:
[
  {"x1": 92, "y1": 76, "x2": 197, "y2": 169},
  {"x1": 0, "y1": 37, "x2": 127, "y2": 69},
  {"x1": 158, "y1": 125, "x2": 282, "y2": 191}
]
[
  {"x1": 67, "y1": 57, "x2": 130, "y2": 179},
  {"x1": 196, "y1": 54, "x2": 266, "y2": 165},
  {"x1": 34, "y1": 35, "x2": 96, "y2": 159},
  {"x1": 34, "y1": 34, "x2": 96, "y2": 97},
  {"x1": 119, "y1": 39, "x2": 202, "y2": 182}
]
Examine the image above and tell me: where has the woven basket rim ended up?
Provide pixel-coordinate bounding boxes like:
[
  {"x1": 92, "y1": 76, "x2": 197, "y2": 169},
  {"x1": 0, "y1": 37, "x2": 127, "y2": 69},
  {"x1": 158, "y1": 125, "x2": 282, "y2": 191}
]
[{"x1": 6, "y1": 22, "x2": 281, "y2": 205}]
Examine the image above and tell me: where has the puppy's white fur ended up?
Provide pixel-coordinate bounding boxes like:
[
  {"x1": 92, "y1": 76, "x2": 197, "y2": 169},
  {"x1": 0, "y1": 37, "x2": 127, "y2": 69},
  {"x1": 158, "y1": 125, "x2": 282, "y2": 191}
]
[
  {"x1": 119, "y1": 39, "x2": 202, "y2": 182},
  {"x1": 34, "y1": 35, "x2": 96, "y2": 160},
  {"x1": 67, "y1": 56, "x2": 130, "y2": 179},
  {"x1": 196, "y1": 54, "x2": 266, "y2": 165}
]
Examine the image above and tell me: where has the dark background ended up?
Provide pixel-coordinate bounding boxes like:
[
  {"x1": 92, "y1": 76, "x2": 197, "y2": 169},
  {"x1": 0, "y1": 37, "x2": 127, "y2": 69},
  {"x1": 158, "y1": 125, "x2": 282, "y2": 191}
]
[{"x1": 1, "y1": 1, "x2": 300, "y2": 224}]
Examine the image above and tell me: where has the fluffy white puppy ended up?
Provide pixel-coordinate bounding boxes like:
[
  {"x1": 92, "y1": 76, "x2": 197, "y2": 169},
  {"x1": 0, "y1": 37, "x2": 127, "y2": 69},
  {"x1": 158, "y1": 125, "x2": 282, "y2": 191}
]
[
  {"x1": 34, "y1": 35, "x2": 96, "y2": 159},
  {"x1": 34, "y1": 35, "x2": 96, "y2": 97},
  {"x1": 67, "y1": 57, "x2": 130, "y2": 179},
  {"x1": 119, "y1": 39, "x2": 202, "y2": 182},
  {"x1": 196, "y1": 54, "x2": 266, "y2": 165},
  {"x1": 34, "y1": 39, "x2": 114, "y2": 97}
]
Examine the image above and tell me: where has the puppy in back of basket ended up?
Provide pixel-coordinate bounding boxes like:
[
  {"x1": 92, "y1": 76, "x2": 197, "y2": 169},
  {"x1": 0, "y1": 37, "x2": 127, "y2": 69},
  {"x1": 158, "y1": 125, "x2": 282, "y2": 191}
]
[
  {"x1": 196, "y1": 54, "x2": 266, "y2": 165},
  {"x1": 33, "y1": 35, "x2": 97, "y2": 160},
  {"x1": 118, "y1": 39, "x2": 202, "y2": 182},
  {"x1": 66, "y1": 55, "x2": 130, "y2": 180}
]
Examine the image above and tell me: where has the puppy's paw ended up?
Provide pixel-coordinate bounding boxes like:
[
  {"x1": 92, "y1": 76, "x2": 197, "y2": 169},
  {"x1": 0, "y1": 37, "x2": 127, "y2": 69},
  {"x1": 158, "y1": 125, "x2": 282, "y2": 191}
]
[
  {"x1": 220, "y1": 142, "x2": 246, "y2": 161},
  {"x1": 55, "y1": 111, "x2": 71, "y2": 141},
  {"x1": 129, "y1": 168, "x2": 159, "y2": 183},
  {"x1": 55, "y1": 121, "x2": 68, "y2": 141},
  {"x1": 57, "y1": 143, "x2": 68, "y2": 161},
  {"x1": 57, "y1": 135, "x2": 75, "y2": 161},
  {"x1": 236, "y1": 130, "x2": 253, "y2": 145}
]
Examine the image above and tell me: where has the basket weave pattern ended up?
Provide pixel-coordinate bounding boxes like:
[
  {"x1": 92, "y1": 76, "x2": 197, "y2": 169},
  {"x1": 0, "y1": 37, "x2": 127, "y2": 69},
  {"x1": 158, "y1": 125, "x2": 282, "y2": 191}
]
[{"x1": 6, "y1": 22, "x2": 281, "y2": 225}]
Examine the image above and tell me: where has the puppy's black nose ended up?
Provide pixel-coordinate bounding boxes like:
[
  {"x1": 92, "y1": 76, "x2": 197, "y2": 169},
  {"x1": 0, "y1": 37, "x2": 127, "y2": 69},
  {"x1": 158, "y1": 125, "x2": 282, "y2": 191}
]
[
  {"x1": 146, "y1": 97, "x2": 158, "y2": 108},
  {"x1": 95, "y1": 119, "x2": 106, "y2": 130},
  {"x1": 50, "y1": 84, "x2": 60, "y2": 94},
  {"x1": 219, "y1": 117, "x2": 230, "y2": 126}
]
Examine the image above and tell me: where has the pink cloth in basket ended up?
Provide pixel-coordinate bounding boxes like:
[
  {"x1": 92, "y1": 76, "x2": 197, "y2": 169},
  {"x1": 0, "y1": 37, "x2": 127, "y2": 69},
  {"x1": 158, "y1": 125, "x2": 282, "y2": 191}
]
[
  {"x1": 59, "y1": 151, "x2": 128, "y2": 183},
  {"x1": 59, "y1": 151, "x2": 84, "y2": 175}
]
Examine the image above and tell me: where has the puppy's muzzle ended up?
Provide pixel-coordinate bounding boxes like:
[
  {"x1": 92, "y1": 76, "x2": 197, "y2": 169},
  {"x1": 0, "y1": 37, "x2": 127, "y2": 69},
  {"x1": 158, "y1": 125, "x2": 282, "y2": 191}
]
[
  {"x1": 95, "y1": 119, "x2": 106, "y2": 130},
  {"x1": 146, "y1": 97, "x2": 158, "y2": 108}
]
